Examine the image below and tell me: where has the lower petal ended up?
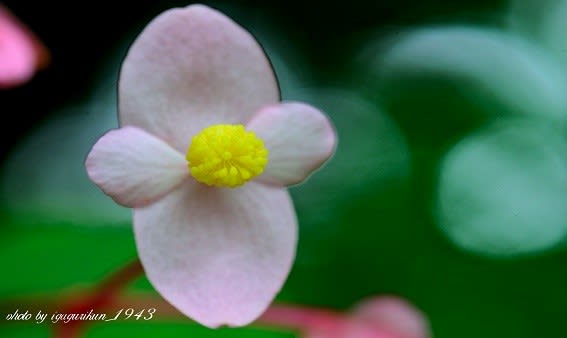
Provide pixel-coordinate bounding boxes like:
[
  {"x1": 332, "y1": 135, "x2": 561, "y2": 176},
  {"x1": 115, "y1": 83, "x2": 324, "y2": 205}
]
[
  {"x1": 133, "y1": 181, "x2": 297, "y2": 328},
  {"x1": 247, "y1": 102, "x2": 336, "y2": 186}
]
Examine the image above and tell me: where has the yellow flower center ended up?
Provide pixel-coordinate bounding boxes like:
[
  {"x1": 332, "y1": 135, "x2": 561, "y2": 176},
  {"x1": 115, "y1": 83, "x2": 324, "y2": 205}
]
[{"x1": 186, "y1": 124, "x2": 269, "y2": 188}]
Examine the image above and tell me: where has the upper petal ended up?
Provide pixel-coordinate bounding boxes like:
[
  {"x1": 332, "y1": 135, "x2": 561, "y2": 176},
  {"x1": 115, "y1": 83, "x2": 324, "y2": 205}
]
[
  {"x1": 119, "y1": 4, "x2": 280, "y2": 153},
  {"x1": 86, "y1": 126, "x2": 188, "y2": 208},
  {"x1": 133, "y1": 181, "x2": 297, "y2": 328},
  {"x1": 247, "y1": 102, "x2": 336, "y2": 186}
]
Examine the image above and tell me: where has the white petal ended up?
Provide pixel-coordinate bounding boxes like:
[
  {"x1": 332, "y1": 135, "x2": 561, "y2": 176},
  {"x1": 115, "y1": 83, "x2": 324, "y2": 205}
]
[
  {"x1": 119, "y1": 5, "x2": 279, "y2": 153},
  {"x1": 86, "y1": 126, "x2": 188, "y2": 207},
  {"x1": 134, "y1": 181, "x2": 297, "y2": 328},
  {"x1": 247, "y1": 102, "x2": 336, "y2": 186}
]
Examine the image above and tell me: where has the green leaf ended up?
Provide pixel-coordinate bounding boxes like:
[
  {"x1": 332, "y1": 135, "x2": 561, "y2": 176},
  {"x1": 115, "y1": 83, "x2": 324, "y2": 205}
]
[
  {"x1": 359, "y1": 26, "x2": 567, "y2": 144},
  {"x1": 85, "y1": 321, "x2": 293, "y2": 338},
  {"x1": 435, "y1": 119, "x2": 567, "y2": 257},
  {"x1": 507, "y1": 0, "x2": 567, "y2": 69},
  {"x1": 0, "y1": 226, "x2": 137, "y2": 297}
]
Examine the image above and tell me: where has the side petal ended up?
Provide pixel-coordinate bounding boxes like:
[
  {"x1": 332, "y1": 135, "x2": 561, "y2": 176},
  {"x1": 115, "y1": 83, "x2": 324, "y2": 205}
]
[
  {"x1": 119, "y1": 4, "x2": 279, "y2": 153},
  {"x1": 133, "y1": 181, "x2": 297, "y2": 328},
  {"x1": 86, "y1": 126, "x2": 188, "y2": 208},
  {"x1": 247, "y1": 102, "x2": 336, "y2": 186},
  {"x1": 352, "y1": 297, "x2": 430, "y2": 338}
]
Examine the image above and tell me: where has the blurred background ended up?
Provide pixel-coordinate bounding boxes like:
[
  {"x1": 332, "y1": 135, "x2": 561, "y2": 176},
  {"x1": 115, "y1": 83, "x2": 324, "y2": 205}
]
[{"x1": 2, "y1": 0, "x2": 567, "y2": 337}]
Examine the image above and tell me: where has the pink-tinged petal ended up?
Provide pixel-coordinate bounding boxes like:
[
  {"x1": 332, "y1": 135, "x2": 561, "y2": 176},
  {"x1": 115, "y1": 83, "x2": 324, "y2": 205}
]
[
  {"x1": 133, "y1": 181, "x2": 297, "y2": 328},
  {"x1": 86, "y1": 126, "x2": 188, "y2": 208},
  {"x1": 247, "y1": 102, "x2": 336, "y2": 186},
  {"x1": 352, "y1": 297, "x2": 430, "y2": 338},
  {"x1": 119, "y1": 4, "x2": 279, "y2": 153},
  {"x1": 0, "y1": 5, "x2": 45, "y2": 88}
]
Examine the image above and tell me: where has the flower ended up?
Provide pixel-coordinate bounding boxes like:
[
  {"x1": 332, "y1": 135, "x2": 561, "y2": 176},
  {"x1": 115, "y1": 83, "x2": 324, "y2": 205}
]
[
  {"x1": 303, "y1": 296, "x2": 430, "y2": 338},
  {"x1": 0, "y1": 5, "x2": 49, "y2": 88},
  {"x1": 85, "y1": 4, "x2": 336, "y2": 328}
]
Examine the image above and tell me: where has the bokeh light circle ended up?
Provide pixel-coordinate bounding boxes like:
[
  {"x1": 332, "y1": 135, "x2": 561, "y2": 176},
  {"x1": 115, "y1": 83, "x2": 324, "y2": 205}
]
[{"x1": 435, "y1": 120, "x2": 567, "y2": 257}]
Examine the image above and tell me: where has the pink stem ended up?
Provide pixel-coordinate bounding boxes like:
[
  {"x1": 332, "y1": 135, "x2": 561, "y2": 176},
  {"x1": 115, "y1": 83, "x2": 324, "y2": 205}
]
[{"x1": 260, "y1": 303, "x2": 345, "y2": 332}]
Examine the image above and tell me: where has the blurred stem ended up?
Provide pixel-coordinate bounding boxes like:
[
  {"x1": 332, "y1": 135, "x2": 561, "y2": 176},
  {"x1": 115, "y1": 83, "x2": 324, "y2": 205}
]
[
  {"x1": 260, "y1": 303, "x2": 343, "y2": 332},
  {"x1": 53, "y1": 259, "x2": 144, "y2": 338},
  {"x1": 1, "y1": 259, "x2": 345, "y2": 336}
]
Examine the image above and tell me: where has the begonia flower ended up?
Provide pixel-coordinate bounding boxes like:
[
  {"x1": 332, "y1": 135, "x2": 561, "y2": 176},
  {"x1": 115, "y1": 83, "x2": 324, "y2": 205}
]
[
  {"x1": 85, "y1": 4, "x2": 336, "y2": 328},
  {"x1": 0, "y1": 5, "x2": 49, "y2": 88},
  {"x1": 304, "y1": 296, "x2": 430, "y2": 338}
]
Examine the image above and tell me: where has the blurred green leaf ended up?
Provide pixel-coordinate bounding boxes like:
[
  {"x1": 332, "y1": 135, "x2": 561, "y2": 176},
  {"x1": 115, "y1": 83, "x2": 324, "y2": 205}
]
[
  {"x1": 0, "y1": 50, "x2": 130, "y2": 227},
  {"x1": 0, "y1": 321, "x2": 294, "y2": 338},
  {"x1": 435, "y1": 119, "x2": 567, "y2": 257},
  {"x1": 540, "y1": 0, "x2": 567, "y2": 68},
  {"x1": 85, "y1": 321, "x2": 293, "y2": 338},
  {"x1": 0, "y1": 324, "x2": 50, "y2": 338},
  {"x1": 0, "y1": 225, "x2": 137, "y2": 297},
  {"x1": 274, "y1": 88, "x2": 413, "y2": 307},
  {"x1": 506, "y1": 0, "x2": 562, "y2": 38},
  {"x1": 507, "y1": 0, "x2": 567, "y2": 70},
  {"x1": 358, "y1": 26, "x2": 567, "y2": 145}
]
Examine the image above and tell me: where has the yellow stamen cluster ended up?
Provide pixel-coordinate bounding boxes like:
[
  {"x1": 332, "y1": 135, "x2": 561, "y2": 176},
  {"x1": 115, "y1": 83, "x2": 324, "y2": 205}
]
[{"x1": 186, "y1": 124, "x2": 268, "y2": 188}]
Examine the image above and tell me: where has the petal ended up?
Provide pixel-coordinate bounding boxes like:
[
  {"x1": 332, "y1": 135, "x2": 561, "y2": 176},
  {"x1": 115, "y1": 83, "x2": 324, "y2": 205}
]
[
  {"x1": 0, "y1": 6, "x2": 38, "y2": 88},
  {"x1": 352, "y1": 297, "x2": 430, "y2": 338},
  {"x1": 247, "y1": 102, "x2": 336, "y2": 186},
  {"x1": 133, "y1": 181, "x2": 297, "y2": 328},
  {"x1": 86, "y1": 126, "x2": 188, "y2": 208},
  {"x1": 119, "y1": 4, "x2": 279, "y2": 153}
]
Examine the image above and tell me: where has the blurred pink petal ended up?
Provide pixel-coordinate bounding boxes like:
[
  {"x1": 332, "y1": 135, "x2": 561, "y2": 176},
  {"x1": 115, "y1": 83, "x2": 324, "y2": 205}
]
[
  {"x1": 134, "y1": 181, "x2": 297, "y2": 328},
  {"x1": 304, "y1": 296, "x2": 430, "y2": 338},
  {"x1": 0, "y1": 5, "x2": 48, "y2": 88},
  {"x1": 248, "y1": 102, "x2": 336, "y2": 186},
  {"x1": 85, "y1": 126, "x2": 188, "y2": 208},
  {"x1": 119, "y1": 4, "x2": 279, "y2": 152},
  {"x1": 352, "y1": 296, "x2": 431, "y2": 338}
]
